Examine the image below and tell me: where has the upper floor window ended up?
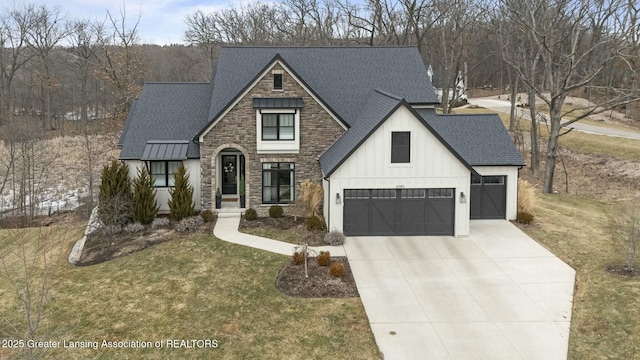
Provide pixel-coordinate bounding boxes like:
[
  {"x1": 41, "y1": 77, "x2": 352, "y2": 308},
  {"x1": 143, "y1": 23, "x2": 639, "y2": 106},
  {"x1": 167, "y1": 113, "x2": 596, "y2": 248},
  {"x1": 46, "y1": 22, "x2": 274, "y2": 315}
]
[
  {"x1": 273, "y1": 74, "x2": 283, "y2": 90},
  {"x1": 391, "y1": 131, "x2": 410, "y2": 163},
  {"x1": 262, "y1": 113, "x2": 295, "y2": 140},
  {"x1": 150, "y1": 161, "x2": 182, "y2": 187}
]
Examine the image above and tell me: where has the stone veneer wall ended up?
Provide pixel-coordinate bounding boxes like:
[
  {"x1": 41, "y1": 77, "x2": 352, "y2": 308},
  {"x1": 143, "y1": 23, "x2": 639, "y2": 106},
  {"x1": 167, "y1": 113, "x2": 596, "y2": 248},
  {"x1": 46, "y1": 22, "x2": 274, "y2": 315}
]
[{"x1": 200, "y1": 63, "x2": 345, "y2": 216}]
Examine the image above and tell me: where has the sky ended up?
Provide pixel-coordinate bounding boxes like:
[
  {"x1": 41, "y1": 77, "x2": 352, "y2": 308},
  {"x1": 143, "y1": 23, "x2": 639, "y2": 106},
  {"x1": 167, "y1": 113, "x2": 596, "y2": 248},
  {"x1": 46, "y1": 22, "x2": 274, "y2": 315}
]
[{"x1": 11, "y1": 0, "x2": 234, "y2": 45}]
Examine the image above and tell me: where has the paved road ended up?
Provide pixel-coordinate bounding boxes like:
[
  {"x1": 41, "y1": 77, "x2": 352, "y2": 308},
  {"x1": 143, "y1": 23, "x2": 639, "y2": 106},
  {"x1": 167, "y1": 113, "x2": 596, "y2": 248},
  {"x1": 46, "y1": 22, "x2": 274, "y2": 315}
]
[{"x1": 469, "y1": 97, "x2": 640, "y2": 141}]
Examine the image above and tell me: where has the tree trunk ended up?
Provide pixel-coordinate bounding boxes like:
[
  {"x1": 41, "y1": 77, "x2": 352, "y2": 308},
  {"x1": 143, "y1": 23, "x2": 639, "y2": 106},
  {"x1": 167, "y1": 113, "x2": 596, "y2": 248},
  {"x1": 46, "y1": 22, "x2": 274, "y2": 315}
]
[
  {"x1": 509, "y1": 74, "x2": 518, "y2": 132},
  {"x1": 528, "y1": 86, "x2": 539, "y2": 174},
  {"x1": 542, "y1": 100, "x2": 564, "y2": 193}
]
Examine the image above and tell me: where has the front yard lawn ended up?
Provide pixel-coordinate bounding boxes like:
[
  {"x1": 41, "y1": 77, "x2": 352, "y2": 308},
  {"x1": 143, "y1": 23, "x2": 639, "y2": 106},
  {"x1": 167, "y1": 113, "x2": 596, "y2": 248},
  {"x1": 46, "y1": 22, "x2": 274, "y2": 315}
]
[
  {"x1": 0, "y1": 224, "x2": 379, "y2": 359},
  {"x1": 522, "y1": 194, "x2": 640, "y2": 359}
]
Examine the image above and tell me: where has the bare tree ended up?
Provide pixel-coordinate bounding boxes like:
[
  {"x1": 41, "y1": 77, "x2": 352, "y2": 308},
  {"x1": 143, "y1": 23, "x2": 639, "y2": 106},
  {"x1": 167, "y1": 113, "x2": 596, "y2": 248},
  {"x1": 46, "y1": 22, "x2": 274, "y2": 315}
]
[
  {"x1": 0, "y1": 226, "x2": 62, "y2": 360},
  {"x1": 26, "y1": 4, "x2": 70, "y2": 132},
  {"x1": 614, "y1": 203, "x2": 640, "y2": 270},
  {"x1": 499, "y1": 0, "x2": 640, "y2": 193},
  {"x1": 0, "y1": 4, "x2": 37, "y2": 124}
]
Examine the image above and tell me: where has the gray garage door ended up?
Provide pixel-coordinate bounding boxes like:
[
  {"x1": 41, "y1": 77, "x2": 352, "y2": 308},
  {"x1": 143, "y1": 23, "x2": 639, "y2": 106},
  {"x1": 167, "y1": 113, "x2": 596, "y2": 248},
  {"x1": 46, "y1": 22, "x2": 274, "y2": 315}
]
[
  {"x1": 343, "y1": 188, "x2": 455, "y2": 236},
  {"x1": 470, "y1": 175, "x2": 506, "y2": 219}
]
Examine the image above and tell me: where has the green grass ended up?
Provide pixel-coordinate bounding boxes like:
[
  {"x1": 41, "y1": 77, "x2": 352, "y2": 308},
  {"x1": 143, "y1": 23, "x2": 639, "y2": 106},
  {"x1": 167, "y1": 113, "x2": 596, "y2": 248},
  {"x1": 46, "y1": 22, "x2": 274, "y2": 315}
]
[
  {"x1": 0, "y1": 224, "x2": 379, "y2": 359},
  {"x1": 241, "y1": 227, "x2": 300, "y2": 244},
  {"x1": 454, "y1": 107, "x2": 640, "y2": 161},
  {"x1": 522, "y1": 194, "x2": 640, "y2": 359}
]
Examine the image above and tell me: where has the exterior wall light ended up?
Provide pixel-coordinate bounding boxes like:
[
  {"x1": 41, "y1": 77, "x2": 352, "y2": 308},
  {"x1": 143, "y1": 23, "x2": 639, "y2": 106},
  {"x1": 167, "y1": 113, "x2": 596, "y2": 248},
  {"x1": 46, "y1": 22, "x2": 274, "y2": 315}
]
[
  {"x1": 460, "y1": 192, "x2": 466, "y2": 204},
  {"x1": 336, "y1": 193, "x2": 341, "y2": 205}
]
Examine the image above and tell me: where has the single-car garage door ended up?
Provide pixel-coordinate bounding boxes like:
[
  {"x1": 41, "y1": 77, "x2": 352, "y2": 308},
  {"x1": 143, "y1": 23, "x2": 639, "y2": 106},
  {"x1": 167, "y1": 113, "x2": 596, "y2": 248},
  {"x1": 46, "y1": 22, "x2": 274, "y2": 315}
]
[
  {"x1": 343, "y1": 188, "x2": 455, "y2": 236},
  {"x1": 470, "y1": 175, "x2": 506, "y2": 219}
]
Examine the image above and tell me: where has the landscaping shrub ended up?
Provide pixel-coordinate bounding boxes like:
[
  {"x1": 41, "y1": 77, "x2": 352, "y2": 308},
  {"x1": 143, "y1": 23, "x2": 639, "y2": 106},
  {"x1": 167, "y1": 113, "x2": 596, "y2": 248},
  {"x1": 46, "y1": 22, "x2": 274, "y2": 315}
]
[
  {"x1": 124, "y1": 222, "x2": 144, "y2": 234},
  {"x1": 131, "y1": 167, "x2": 159, "y2": 225},
  {"x1": 151, "y1": 217, "x2": 170, "y2": 229},
  {"x1": 516, "y1": 211, "x2": 535, "y2": 225},
  {"x1": 269, "y1": 205, "x2": 283, "y2": 218},
  {"x1": 518, "y1": 178, "x2": 537, "y2": 214},
  {"x1": 305, "y1": 215, "x2": 325, "y2": 231},
  {"x1": 324, "y1": 230, "x2": 345, "y2": 246},
  {"x1": 329, "y1": 262, "x2": 344, "y2": 278},
  {"x1": 101, "y1": 225, "x2": 122, "y2": 237},
  {"x1": 300, "y1": 179, "x2": 323, "y2": 217},
  {"x1": 168, "y1": 164, "x2": 195, "y2": 221},
  {"x1": 292, "y1": 251, "x2": 304, "y2": 265},
  {"x1": 244, "y1": 208, "x2": 258, "y2": 221},
  {"x1": 200, "y1": 209, "x2": 215, "y2": 222},
  {"x1": 317, "y1": 251, "x2": 331, "y2": 266},
  {"x1": 175, "y1": 216, "x2": 204, "y2": 233},
  {"x1": 98, "y1": 160, "x2": 132, "y2": 227}
]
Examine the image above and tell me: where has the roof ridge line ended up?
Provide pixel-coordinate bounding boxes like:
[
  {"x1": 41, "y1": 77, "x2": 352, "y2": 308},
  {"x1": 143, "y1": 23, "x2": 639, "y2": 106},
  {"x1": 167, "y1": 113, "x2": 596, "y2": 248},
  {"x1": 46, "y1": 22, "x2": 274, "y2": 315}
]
[{"x1": 373, "y1": 89, "x2": 403, "y2": 101}]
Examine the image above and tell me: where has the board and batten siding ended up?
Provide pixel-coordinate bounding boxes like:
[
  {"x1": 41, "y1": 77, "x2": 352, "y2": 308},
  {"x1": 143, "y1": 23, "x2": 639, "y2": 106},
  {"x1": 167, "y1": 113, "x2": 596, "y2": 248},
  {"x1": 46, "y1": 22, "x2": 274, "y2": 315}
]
[
  {"x1": 471, "y1": 165, "x2": 518, "y2": 220},
  {"x1": 326, "y1": 106, "x2": 471, "y2": 236},
  {"x1": 124, "y1": 159, "x2": 202, "y2": 212}
]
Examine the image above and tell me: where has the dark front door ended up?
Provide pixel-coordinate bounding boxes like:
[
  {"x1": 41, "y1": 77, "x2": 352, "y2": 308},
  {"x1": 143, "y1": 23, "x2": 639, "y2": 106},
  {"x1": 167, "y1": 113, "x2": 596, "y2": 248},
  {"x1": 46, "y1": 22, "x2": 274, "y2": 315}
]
[{"x1": 221, "y1": 155, "x2": 237, "y2": 195}]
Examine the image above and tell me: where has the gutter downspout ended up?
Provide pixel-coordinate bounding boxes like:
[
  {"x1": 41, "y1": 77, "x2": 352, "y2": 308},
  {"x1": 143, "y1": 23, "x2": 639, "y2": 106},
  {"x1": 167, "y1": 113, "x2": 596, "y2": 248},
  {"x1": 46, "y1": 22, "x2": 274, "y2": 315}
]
[{"x1": 324, "y1": 176, "x2": 330, "y2": 231}]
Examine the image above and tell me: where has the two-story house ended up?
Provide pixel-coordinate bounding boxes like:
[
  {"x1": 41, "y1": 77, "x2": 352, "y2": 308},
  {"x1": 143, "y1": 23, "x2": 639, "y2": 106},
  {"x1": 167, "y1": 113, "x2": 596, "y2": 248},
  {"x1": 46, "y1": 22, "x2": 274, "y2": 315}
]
[{"x1": 119, "y1": 46, "x2": 525, "y2": 237}]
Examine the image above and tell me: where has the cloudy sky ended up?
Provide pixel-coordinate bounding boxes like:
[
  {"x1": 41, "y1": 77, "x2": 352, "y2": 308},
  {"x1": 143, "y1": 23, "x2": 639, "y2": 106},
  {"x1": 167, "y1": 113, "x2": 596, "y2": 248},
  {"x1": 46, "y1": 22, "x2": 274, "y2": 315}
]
[{"x1": 12, "y1": 0, "x2": 233, "y2": 45}]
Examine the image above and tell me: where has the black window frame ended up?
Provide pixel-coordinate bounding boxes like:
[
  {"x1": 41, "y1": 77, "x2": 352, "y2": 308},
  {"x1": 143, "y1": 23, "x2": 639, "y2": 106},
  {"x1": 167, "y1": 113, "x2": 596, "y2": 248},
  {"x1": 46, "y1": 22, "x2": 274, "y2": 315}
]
[
  {"x1": 273, "y1": 73, "x2": 283, "y2": 90},
  {"x1": 149, "y1": 161, "x2": 182, "y2": 188},
  {"x1": 391, "y1": 131, "x2": 411, "y2": 163},
  {"x1": 262, "y1": 162, "x2": 295, "y2": 204},
  {"x1": 261, "y1": 113, "x2": 295, "y2": 141}
]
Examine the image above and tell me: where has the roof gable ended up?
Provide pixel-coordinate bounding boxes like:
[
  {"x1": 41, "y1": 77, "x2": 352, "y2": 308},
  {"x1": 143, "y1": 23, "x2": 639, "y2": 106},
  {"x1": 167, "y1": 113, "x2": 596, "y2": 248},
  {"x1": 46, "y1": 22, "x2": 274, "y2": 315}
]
[
  {"x1": 320, "y1": 90, "x2": 474, "y2": 177},
  {"x1": 203, "y1": 47, "x2": 438, "y2": 134}
]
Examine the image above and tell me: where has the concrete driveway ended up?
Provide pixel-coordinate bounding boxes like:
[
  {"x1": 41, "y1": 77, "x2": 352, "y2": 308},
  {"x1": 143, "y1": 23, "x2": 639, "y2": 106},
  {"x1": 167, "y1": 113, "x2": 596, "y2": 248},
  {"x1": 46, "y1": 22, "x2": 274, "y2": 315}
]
[{"x1": 344, "y1": 220, "x2": 575, "y2": 360}]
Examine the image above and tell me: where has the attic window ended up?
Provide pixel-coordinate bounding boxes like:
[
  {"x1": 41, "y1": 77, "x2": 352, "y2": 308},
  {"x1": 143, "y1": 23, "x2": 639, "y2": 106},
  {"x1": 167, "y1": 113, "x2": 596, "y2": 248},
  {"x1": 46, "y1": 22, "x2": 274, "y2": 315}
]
[
  {"x1": 391, "y1": 132, "x2": 411, "y2": 163},
  {"x1": 273, "y1": 74, "x2": 283, "y2": 90}
]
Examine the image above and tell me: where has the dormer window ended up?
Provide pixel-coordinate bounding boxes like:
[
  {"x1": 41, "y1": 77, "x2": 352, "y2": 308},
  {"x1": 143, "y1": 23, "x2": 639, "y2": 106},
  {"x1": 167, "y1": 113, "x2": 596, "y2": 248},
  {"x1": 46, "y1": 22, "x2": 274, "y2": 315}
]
[{"x1": 273, "y1": 74, "x2": 283, "y2": 90}]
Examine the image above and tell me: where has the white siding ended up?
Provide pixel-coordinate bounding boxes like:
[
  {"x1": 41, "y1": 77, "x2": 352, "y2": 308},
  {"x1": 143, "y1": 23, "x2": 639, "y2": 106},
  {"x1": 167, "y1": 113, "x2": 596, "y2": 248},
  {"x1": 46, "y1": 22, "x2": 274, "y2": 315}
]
[
  {"x1": 472, "y1": 166, "x2": 519, "y2": 220},
  {"x1": 124, "y1": 159, "x2": 201, "y2": 213},
  {"x1": 326, "y1": 106, "x2": 471, "y2": 236}
]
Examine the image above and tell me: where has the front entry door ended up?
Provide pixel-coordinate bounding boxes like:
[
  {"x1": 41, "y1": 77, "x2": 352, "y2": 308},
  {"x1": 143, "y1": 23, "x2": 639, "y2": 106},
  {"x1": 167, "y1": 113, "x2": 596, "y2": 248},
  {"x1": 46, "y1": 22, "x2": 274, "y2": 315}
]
[{"x1": 221, "y1": 155, "x2": 237, "y2": 195}]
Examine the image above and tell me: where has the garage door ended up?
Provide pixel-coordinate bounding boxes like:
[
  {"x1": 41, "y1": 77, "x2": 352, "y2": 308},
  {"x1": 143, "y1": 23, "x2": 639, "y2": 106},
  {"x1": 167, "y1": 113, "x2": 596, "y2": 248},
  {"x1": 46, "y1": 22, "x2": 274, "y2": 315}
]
[
  {"x1": 343, "y1": 188, "x2": 455, "y2": 236},
  {"x1": 470, "y1": 175, "x2": 506, "y2": 219}
]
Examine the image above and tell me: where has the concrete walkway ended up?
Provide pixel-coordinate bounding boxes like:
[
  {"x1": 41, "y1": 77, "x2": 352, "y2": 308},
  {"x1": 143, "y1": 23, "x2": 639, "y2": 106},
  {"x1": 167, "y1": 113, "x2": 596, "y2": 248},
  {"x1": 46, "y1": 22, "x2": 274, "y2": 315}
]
[
  {"x1": 213, "y1": 213, "x2": 345, "y2": 256},
  {"x1": 213, "y1": 215, "x2": 575, "y2": 359},
  {"x1": 345, "y1": 220, "x2": 575, "y2": 360}
]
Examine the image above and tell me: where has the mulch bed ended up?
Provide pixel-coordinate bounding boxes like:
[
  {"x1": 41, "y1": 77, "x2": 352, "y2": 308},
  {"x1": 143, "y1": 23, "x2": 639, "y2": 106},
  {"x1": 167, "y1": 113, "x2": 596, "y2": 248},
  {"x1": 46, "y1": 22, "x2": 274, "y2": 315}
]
[
  {"x1": 276, "y1": 257, "x2": 359, "y2": 298},
  {"x1": 77, "y1": 219, "x2": 215, "y2": 266},
  {"x1": 605, "y1": 264, "x2": 640, "y2": 277},
  {"x1": 239, "y1": 215, "x2": 326, "y2": 246}
]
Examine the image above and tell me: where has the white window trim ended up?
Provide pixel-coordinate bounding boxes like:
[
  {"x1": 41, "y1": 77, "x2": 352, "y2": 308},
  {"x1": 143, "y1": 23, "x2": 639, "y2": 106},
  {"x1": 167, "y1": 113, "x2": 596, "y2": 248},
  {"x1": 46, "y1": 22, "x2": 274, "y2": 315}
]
[
  {"x1": 389, "y1": 130, "x2": 413, "y2": 168},
  {"x1": 256, "y1": 109, "x2": 300, "y2": 154}
]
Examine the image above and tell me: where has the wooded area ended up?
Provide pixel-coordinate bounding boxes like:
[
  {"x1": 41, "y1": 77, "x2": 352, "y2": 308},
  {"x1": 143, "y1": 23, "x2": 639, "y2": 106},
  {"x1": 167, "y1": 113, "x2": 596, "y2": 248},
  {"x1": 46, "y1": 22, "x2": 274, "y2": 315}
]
[{"x1": 0, "y1": 0, "x2": 638, "y2": 212}]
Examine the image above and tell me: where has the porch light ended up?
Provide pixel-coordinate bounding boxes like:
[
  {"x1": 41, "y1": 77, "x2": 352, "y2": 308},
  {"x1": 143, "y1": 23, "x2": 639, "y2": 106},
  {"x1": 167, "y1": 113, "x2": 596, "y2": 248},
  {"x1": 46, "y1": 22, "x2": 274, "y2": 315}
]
[
  {"x1": 336, "y1": 193, "x2": 341, "y2": 205},
  {"x1": 460, "y1": 192, "x2": 466, "y2": 204}
]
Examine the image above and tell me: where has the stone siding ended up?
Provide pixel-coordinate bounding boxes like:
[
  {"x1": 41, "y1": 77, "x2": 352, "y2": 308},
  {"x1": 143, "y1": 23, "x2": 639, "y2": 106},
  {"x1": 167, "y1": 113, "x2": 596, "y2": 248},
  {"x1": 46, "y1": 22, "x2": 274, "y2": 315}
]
[{"x1": 201, "y1": 63, "x2": 345, "y2": 216}]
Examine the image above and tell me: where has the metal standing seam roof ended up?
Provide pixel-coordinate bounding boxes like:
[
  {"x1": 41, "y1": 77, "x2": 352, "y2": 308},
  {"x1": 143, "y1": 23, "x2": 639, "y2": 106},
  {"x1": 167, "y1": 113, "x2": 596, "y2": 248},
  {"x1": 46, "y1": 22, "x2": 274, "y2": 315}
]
[
  {"x1": 141, "y1": 141, "x2": 189, "y2": 161},
  {"x1": 252, "y1": 97, "x2": 304, "y2": 109}
]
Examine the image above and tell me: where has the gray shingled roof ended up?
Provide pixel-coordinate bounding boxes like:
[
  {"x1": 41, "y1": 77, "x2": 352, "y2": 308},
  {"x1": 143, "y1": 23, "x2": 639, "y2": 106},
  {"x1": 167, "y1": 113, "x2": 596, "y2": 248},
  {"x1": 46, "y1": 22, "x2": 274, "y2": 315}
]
[
  {"x1": 119, "y1": 83, "x2": 212, "y2": 159},
  {"x1": 206, "y1": 47, "x2": 438, "y2": 130},
  {"x1": 417, "y1": 109, "x2": 526, "y2": 166},
  {"x1": 320, "y1": 91, "x2": 477, "y2": 176}
]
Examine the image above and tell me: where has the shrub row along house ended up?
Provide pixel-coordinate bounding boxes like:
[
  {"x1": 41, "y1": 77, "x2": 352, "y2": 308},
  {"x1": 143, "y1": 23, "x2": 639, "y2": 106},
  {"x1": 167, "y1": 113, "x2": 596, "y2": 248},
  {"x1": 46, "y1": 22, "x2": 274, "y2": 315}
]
[{"x1": 119, "y1": 46, "x2": 525, "y2": 236}]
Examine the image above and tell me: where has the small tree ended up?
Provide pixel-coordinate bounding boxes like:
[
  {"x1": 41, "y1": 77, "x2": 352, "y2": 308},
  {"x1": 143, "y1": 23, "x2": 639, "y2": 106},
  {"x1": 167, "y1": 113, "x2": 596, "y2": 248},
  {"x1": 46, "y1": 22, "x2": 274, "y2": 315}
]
[
  {"x1": 131, "y1": 167, "x2": 159, "y2": 225},
  {"x1": 614, "y1": 204, "x2": 640, "y2": 270},
  {"x1": 168, "y1": 164, "x2": 195, "y2": 221},
  {"x1": 98, "y1": 160, "x2": 132, "y2": 228}
]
